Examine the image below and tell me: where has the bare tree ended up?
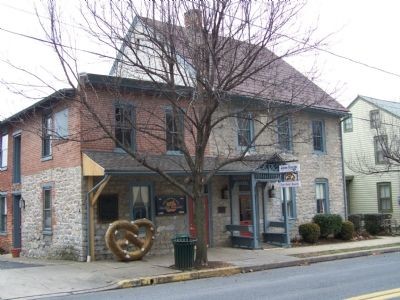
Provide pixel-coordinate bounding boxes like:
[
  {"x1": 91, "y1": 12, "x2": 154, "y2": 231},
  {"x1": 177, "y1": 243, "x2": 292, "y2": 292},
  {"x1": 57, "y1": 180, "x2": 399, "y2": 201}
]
[{"x1": 3, "y1": 0, "x2": 333, "y2": 266}]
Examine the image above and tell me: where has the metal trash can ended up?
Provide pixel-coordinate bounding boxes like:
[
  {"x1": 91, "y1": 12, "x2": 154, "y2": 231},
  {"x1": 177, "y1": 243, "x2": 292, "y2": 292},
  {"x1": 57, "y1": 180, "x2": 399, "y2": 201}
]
[{"x1": 171, "y1": 234, "x2": 197, "y2": 270}]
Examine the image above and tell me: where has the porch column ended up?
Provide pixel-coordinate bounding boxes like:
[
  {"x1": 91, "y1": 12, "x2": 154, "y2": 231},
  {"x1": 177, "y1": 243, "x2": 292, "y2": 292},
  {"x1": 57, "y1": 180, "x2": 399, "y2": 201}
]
[{"x1": 250, "y1": 174, "x2": 259, "y2": 248}]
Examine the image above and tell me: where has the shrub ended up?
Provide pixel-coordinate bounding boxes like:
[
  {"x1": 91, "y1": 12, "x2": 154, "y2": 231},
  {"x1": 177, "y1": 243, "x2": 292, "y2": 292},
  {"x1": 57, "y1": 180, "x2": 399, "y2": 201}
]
[
  {"x1": 299, "y1": 223, "x2": 320, "y2": 243},
  {"x1": 364, "y1": 214, "x2": 383, "y2": 235},
  {"x1": 313, "y1": 214, "x2": 343, "y2": 238},
  {"x1": 337, "y1": 221, "x2": 354, "y2": 240},
  {"x1": 348, "y1": 214, "x2": 363, "y2": 233}
]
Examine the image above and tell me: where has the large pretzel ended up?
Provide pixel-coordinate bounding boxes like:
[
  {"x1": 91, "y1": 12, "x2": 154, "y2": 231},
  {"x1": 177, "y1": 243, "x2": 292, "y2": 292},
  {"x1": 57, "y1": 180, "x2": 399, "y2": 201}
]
[{"x1": 105, "y1": 219, "x2": 155, "y2": 261}]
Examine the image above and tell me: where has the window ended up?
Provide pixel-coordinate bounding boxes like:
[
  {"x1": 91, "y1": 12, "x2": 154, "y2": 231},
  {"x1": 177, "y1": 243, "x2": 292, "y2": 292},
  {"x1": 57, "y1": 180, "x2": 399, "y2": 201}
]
[
  {"x1": 374, "y1": 135, "x2": 388, "y2": 164},
  {"x1": 277, "y1": 116, "x2": 292, "y2": 151},
  {"x1": 281, "y1": 187, "x2": 296, "y2": 218},
  {"x1": 0, "y1": 132, "x2": 8, "y2": 169},
  {"x1": 13, "y1": 135, "x2": 21, "y2": 184},
  {"x1": 54, "y1": 109, "x2": 69, "y2": 139},
  {"x1": 115, "y1": 103, "x2": 135, "y2": 149},
  {"x1": 42, "y1": 113, "x2": 52, "y2": 157},
  {"x1": 370, "y1": 110, "x2": 380, "y2": 128},
  {"x1": 315, "y1": 179, "x2": 329, "y2": 214},
  {"x1": 237, "y1": 112, "x2": 254, "y2": 148},
  {"x1": 165, "y1": 107, "x2": 184, "y2": 153},
  {"x1": 98, "y1": 194, "x2": 119, "y2": 222},
  {"x1": 132, "y1": 185, "x2": 151, "y2": 220},
  {"x1": 43, "y1": 187, "x2": 52, "y2": 232},
  {"x1": 312, "y1": 120, "x2": 325, "y2": 152},
  {"x1": 343, "y1": 116, "x2": 353, "y2": 132},
  {"x1": 377, "y1": 182, "x2": 392, "y2": 213},
  {"x1": 0, "y1": 195, "x2": 6, "y2": 233}
]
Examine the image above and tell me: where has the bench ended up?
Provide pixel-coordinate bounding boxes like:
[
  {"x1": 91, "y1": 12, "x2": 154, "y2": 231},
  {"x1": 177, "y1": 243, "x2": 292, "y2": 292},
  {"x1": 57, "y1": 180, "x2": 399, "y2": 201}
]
[{"x1": 226, "y1": 224, "x2": 255, "y2": 249}]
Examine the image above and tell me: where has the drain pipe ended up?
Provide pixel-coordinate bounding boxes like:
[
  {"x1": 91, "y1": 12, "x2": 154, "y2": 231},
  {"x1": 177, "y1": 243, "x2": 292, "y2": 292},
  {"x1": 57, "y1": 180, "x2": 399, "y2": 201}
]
[
  {"x1": 86, "y1": 174, "x2": 110, "y2": 262},
  {"x1": 339, "y1": 119, "x2": 348, "y2": 219}
]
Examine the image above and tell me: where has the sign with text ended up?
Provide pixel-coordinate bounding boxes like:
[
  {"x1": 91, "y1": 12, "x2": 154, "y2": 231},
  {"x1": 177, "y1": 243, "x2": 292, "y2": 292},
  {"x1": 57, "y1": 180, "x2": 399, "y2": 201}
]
[{"x1": 279, "y1": 163, "x2": 301, "y2": 187}]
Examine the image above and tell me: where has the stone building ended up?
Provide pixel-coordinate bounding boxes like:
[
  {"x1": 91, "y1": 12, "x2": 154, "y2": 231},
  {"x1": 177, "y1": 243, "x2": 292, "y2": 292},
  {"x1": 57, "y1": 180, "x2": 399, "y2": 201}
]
[{"x1": 0, "y1": 12, "x2": 348, "y2": 261}]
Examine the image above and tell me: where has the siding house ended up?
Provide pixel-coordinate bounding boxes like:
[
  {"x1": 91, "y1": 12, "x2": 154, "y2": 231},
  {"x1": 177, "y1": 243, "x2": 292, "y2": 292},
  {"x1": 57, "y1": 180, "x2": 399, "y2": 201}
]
[
  {"x1": 343, "y1": 95, "x2": 400, "y2": 224},
  {"x1": 0, "y1": 13, "x2": 348, "y2": 260}
]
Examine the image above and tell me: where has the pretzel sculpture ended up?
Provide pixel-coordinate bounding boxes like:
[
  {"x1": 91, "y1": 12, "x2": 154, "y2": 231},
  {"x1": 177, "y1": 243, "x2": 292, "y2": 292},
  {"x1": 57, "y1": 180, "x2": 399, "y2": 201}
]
[{"x1": 105, "y1": 219, "x2": 155, "y2": 261}]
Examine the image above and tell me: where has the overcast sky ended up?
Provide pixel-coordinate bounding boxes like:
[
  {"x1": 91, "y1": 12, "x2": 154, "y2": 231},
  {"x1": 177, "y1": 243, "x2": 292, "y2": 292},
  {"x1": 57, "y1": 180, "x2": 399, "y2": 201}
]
[{"x1": 1, "y1": 0, "x2": 399, "y2": 120}]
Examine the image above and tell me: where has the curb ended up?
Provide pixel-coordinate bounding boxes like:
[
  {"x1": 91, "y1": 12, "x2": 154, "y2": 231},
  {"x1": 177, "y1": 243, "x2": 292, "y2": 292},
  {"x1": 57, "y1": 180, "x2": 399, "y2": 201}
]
[{"x1": 116, "y1": 246, "x2": 400, "y2": 289}]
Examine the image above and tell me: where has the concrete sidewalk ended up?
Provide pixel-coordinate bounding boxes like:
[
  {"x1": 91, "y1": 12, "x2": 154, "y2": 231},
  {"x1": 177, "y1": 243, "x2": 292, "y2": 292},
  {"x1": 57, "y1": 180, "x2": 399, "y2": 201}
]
[{"x1": 1, "y1": 236, "x2": 399, "y2": 299}]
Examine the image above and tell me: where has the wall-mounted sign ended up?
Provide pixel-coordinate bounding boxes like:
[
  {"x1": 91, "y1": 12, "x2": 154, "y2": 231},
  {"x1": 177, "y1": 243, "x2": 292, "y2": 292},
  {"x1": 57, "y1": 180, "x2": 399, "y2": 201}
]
[{"x1": 156, "y1": 195, "x2": 186, "y2": 216}]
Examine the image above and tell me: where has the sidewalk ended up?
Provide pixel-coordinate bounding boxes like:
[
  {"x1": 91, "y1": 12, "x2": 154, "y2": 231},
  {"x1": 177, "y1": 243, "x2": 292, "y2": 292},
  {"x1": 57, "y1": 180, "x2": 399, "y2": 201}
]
[{"x1": 1, "y1": 236, "x2": 399, "y2": 299}]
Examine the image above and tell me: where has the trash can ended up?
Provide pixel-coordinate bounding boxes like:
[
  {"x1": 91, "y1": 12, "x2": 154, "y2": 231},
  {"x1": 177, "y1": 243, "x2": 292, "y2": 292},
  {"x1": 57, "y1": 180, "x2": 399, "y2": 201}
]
[{"x1": 171, "y1": 234, "x2": 197, "y2": 270}]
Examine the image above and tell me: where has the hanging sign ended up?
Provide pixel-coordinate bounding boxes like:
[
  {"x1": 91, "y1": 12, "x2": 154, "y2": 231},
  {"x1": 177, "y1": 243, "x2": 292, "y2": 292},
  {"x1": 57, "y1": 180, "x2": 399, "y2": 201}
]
[{"x1": 279, "y1": 164, "x2": 301, "y2": 187}]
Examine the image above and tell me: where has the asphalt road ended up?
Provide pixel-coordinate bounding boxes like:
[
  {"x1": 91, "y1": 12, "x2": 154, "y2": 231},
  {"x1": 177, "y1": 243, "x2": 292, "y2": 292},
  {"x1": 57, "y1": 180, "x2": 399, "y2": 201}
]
[{"x1": 49, "y1": 252, "x2": 400, "y2": 300}]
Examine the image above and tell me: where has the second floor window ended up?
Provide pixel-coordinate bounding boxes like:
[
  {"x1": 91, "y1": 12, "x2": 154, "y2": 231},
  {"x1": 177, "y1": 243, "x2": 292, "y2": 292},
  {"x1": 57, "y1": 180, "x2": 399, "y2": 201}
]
[
  {"x1": 312, "y1": 120, "x2": 325, "y2": 153},
  {"x1": 115, "y1": 104, "x2": 135, "y2": 149},
  {"x1": 42, "y1": 114, "x2": 52, "y2": 157},
  {"x1": 277, "y1": 116, "x2": 292, "y2": 151},
  {"x1": 343, "y1": 116, "x2": 353, "y2": 132},
  {"x1": 374, "y1": 135, "x2": 388, "y2": 164},
  {"x1": 165, "y1": 108, "x2": 184, "y2": 153},
  {"x1": 237, "y1": 112, "x2": 254, "y2": 149},
  {"x1": 0, "y1": 132, "x2": 8, "y2": 169},
  {"x1": 370, "y1": 110, "x2": 380, "y2": 128}
]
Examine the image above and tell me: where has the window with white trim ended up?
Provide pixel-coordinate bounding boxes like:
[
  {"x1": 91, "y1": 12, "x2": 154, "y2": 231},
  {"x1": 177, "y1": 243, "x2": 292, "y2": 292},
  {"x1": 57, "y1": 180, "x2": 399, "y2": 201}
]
[
  {"x1": 115, "y1": 103, "x2": 135, "y2": 149},
  {"x1": 281, "y1": 187, "x2": 296, "y2": 218},
  {"x1": 377, "y1": 182, "x2": 392, "y2": 213},
  {"x1": 237, "y1": 112, "x2": 254, "y2": 149},
  {"x1": 316, "y1": 179, "x2": 329, "y2": 214},
  {"x1": 343, "y1": 116, "x2": 353, "y2": 132},
  {"x1": 42, "y1": 113, "x2": 52, "y2": 157},
  {"x1": 0, "y1": 132, "x2": 8, "y2": 169},
  {"x1": 165, "y1": 107, "x2": 184, "y2": 153}
]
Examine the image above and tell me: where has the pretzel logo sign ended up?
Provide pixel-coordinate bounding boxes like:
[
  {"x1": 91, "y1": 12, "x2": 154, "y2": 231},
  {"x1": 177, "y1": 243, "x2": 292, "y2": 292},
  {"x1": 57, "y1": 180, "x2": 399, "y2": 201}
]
[{"x1": 105, "y1": 219, "x2": 155, "y2": 261}]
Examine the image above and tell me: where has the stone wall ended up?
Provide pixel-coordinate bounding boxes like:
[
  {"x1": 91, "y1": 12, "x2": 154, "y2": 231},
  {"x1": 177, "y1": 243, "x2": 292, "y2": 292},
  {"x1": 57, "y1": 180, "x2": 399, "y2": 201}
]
[{"x1": 21, "y1": 166, "x2": 85, "y2": 261}]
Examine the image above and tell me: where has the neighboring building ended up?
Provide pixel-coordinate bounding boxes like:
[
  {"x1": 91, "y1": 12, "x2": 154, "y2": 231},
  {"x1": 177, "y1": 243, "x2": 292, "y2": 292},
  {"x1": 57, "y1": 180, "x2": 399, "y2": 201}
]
[
  {"x1": 343, "y1": 95, "x2": 400, "y2": 223},
  {"x1": 0, "y1": 14, "x2": 348, "y2": 260}
]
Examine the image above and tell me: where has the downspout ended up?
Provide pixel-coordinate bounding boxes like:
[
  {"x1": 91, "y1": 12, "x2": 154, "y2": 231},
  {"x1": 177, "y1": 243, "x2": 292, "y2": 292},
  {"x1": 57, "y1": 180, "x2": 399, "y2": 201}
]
[
  {"x1": 86, "y1": 174, "x2": 110, "y2": 262},
  {"x1": 339, "y1": 119, "x2": 348, "y2": 219}
]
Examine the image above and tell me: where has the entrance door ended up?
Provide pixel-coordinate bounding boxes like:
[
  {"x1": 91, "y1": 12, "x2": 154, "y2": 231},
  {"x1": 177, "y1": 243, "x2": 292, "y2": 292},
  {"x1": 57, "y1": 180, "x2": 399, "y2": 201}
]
[
  {"x1": 239, "y1": 194, "x2": 252, "y2": 237},
  {"x1": 188, "y1": 196, "x2": 209, "y2": 244},
  {"x1": 13, "y1": 195, "x2": 21, "y2": 249}
]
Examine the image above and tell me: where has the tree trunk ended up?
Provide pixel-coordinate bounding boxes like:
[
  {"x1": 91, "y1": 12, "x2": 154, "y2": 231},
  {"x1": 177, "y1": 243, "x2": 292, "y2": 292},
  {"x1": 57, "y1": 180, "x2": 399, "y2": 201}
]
[{"x1": 193, "y1": 193, "x2": 208, "y2": 266}]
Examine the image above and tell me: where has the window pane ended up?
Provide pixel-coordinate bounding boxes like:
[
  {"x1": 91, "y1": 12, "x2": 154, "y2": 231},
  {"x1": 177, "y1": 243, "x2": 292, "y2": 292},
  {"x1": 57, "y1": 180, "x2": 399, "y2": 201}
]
[
  {"x1": 43, "y1": 188, "x2": 52, "y2": 230},
  {"x1": 312, "y1": 121, "x2": 324, "y2": 152},
  {"x1": 115, "y1": 105, "x2": 134, "y2": 149},
  {"x1": 278, "y1": 117, "x2": 291, "y2": 150},
  {"x1": 166, "y1": 109, "x2": 184, "y2": 152},
  {"x1": 44, "y1": 190, "x2": 51, "y2": 209},
  {"x1": 381, "y1": 198, "x2": 391, "y2": 210},
  {"x1": 237, "y1": 113, "x2": 252, "y2": 147},
  {"x1": 0, "y1": 197, "x2": 6, "y2": 232},
  {"x1": 44, "y1": 211, "x2": 51, "y2": 229},
  {"x1": 54, "y1": 109, "x2": 69, "y2": 138},
  {"x1": 316, "y1": 183, "x2": 324, "y2": 199},
  {"x1": 1, "y1": 134, "x2": 7, "y2": 168}
]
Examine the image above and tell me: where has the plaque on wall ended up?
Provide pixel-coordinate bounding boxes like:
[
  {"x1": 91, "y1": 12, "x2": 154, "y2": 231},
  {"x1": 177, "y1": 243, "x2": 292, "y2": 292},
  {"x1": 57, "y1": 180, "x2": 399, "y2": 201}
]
[{"x1": 156, "y1": 195, "x2": 186, "y2": 216}]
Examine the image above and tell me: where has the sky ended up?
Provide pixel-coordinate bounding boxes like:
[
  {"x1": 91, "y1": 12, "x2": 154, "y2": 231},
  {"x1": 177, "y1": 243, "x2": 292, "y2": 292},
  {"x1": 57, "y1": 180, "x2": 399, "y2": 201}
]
[{"x1": 0, "y1": 0, "x2": 400, "y2": 120}]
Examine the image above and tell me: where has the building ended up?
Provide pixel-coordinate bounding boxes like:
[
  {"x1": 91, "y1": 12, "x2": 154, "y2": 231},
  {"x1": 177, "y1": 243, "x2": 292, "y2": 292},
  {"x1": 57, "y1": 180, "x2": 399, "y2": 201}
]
[
  {"x1": 343, "y1": 95, "x2": 400, "y2": 224},
  {"x1": 0, "y1": 13, "x2": 348, "y2": 260}
]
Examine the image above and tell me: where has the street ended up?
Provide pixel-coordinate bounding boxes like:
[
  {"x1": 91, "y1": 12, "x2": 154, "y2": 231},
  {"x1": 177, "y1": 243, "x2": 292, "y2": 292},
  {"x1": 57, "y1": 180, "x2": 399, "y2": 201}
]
[{"x1": 48, "y1": 252, "x2": 400, "y2": 300}]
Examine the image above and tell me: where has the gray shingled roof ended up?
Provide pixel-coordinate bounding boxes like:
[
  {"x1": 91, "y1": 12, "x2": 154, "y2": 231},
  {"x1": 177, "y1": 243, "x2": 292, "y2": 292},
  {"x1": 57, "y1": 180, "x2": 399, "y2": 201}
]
[
  {"x1": 357, "y1": 95, "x2": 400, "y2": 118},
  {"x1": 84, "y1": 150, "x2": 281, "y2": 175},
  {"x1": 113, "y1": 16, "x2": 347, "y2": 115}
]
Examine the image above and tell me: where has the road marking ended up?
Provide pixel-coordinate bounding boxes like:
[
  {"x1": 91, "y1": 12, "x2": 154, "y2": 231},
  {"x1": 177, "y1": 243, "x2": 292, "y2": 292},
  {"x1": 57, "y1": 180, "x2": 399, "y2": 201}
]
[{"x1": 346, "y1": 288, "x2": 400, "y2": 300}]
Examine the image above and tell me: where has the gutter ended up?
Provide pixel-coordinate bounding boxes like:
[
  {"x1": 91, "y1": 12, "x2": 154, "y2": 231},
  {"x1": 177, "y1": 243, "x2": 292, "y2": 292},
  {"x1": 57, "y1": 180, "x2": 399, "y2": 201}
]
[
  {"x1": 339, "y1": 119, "x2": 348, "y2": 219},
  {"x1": 86, "y1": 174, "x2": 110, "y2": 262}
]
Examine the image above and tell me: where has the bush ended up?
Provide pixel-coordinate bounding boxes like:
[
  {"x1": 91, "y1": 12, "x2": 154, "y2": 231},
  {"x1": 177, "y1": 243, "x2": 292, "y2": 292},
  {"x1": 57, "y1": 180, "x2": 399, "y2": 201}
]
[
  {"x1": 313, "y1": 214, "x2": 343, "y2": 238},
  {"x1": 299, "y1": 223, "x2": 320, "y2": 243},
  {"x1": 364, "y1": 214, "x2": 383, "y2": 235},
  {"x1": 348, "y1": 214, "x2": 363, "y2": 233},
  {"x1": 337, "y1": 221, "x2": 354, "y2": 240}
]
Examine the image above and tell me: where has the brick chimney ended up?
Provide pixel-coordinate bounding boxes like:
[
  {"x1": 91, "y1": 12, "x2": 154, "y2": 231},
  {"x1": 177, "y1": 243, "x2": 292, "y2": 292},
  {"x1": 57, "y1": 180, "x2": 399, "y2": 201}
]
[{"x1": 184, "y1": 9, "x2": 202, "y2": 30}]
